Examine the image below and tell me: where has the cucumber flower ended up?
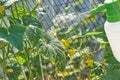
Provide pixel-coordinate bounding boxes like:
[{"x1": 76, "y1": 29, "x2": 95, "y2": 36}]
[
  {"x1": 86, "y1": 59, "x2": 94, "y2": 67},
  {"x1": 68, "y1": 49, "x2": 76, "y2": 56},
  {"x1": 61, "y1": 39, "x2": 70, "y2": 48}
]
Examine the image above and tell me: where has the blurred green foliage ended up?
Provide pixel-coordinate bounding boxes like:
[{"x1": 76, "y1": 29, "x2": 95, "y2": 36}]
[{"x1": 0, "y1": 0, "x2": 119, "y2": 80}]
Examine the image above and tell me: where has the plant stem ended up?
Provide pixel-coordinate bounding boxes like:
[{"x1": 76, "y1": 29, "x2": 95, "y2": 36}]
[
  {"x1": 2, "y1": 49, "x2": 7, "y2": 80},
  {"x1": 21, "y1": 66, "x2": 27, "y2": 80},
  {"x1": 2, "y1": 17, "x2": 9, "y2": 29},
  {"x1": 39, "y1": 55, "x2": 44, "y2": 80},
  {"x1": 30, "y1": 3, "x2": 39, "y2": 14},
  {"x1": 13, "y1": 54, "x2": 28, "y2": 80},
  {"x1": 14, "y1": 3, "x2": 19, "y2": 18},
  {"x1": 27, "y1": 53, "x2": 32, "y2": 80},
  {"x1": 24, "y1": 40, "x2": 32, "y2": 80},
  {"x1": 10, "y1": 6, "x2": 15, "y2": 18}
]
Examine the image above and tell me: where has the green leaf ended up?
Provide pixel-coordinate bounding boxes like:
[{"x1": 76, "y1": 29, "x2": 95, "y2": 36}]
[
  {"x1": 85, "y1": 31, "x2": 103, "y2": 36},
  {"x1": 15, "y1": 56, "x2": 26, "y2": 65},
  {"x1": 22, "y1": 15, "x2": 42, "y2": 28},
  {"x1": 0, "y1": 25, "x2": 25, "y2": 50},
  {"x1": 26, "y1": 25, "x2": 41, "y2": 46},
  {"x1": 56, "y1": 56, "x2": 68, "y2": 71},
  {"x1": 11, "y1": 6, "x2": 27, "y2": 18},
  {"x1": 101, "y1": 70, "x2": 120, "y2": 80},
  {"x1": 18, "y1": 75, "x2": 24, "y2": 80},
  {"x1": 9, "y1": 17, "x2": 21, "y2": 25},
  {"x1": 43, "y1": 39, "x2": 67, "y2": 71}
]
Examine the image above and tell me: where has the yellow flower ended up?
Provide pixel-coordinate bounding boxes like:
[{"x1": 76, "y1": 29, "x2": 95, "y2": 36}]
[
  {"x1": 86, "y1": 78, "x2": 89, "y2": 80},
  {"x1": 68, "y1": 49, "x2": 75, "y2": 56},
  {"x1": 7, "y1": 68, "x2": 13, "y2": 73},
  {"x1": 63, "y1": 71, "x2": 69, "y2": 76},
  {"x1": 86, "y1": 59, "x2": 94, "y2": 67},
  {"x1": 61, "y1": 39, "x2": 70, "y2": 48},
  {"x1": 0, "y1": 6, "x2": 4, "y2": 13}
]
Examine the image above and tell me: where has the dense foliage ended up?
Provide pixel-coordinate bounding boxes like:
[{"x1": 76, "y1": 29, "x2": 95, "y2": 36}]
[{"x1": 0, "y1": 0, "x2": 119, "y2": 80}]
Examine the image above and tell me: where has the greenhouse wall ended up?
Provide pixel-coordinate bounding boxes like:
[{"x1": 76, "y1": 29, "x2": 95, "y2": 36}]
[{"x1": 36, "y1": 0, "x2": 105, "y2": 29}]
